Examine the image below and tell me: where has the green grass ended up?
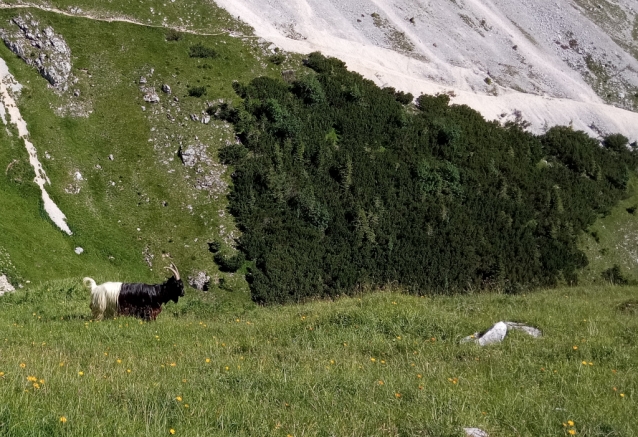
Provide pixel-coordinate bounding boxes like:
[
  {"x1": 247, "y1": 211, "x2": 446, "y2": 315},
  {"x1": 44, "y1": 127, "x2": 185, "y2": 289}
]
[
  {"x1": 0, "y1": 282, "x2": 637, "y2": 436},
  {"x1": 579, "y1": 177, "x2": 638, "y2": 285},
  {"x1": 0, "y1": 7, "x2": 284, "y2": 287}
]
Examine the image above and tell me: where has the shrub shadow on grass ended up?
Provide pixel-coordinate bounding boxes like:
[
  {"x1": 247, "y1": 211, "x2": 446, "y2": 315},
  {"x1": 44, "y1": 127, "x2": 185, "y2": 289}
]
[{"x1": 617, "y1": 299, "x2": 638, "y2": 315}]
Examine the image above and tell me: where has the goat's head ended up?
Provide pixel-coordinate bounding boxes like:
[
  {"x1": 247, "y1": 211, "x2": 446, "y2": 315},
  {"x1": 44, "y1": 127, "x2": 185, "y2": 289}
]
[{"x1": 164, "y1": 263, "x2": 184, "y2": 303}]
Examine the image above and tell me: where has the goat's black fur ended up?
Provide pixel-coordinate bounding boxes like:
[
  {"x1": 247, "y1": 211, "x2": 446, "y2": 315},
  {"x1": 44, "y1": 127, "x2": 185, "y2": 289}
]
[{"x1": 118, "y1": 276, "x2": 184, "y2": 320}]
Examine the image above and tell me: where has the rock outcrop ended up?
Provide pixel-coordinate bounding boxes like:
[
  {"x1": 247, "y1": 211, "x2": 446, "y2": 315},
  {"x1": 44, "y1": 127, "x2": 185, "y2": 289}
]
[
  {"x1": 0, "y1": 14, "x2": 75, "y2": 92},
  {"x1": 188, "y1": 271, "x2": 211, "y2": 291}
]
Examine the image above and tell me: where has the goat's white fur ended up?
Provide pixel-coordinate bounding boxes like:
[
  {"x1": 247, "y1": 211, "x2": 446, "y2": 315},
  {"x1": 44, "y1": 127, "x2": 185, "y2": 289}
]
[{"x1": 83, "y1": 277, "x2": 122, "y2": 320}]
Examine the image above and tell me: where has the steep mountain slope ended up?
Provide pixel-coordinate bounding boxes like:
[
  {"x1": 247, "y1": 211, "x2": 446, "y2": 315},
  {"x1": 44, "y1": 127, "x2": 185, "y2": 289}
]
[
  {"x1": 0, "y1": 7, "x2": 275, "y2": 290},
  {"x1": 214, "y1": 0, "x2": 638, "y2": 139},
  {"x1": 0, "y1": 1, "x2": 637, "y2": 295}
]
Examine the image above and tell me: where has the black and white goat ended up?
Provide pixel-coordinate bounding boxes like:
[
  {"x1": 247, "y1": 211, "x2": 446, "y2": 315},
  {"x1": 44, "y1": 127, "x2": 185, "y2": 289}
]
[{"x1": 83, "y1": 264, "x2": 184, "y2": 321}]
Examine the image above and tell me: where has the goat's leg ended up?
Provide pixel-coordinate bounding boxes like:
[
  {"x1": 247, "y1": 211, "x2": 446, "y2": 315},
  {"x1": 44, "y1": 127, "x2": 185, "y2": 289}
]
[{"x1": 91, "y1": 304, "x2": 104, "y2": 321}]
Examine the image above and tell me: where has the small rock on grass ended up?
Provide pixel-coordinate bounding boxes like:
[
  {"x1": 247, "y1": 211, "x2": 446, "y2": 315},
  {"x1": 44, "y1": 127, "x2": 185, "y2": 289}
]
[
  {"x1": 477, "y1": 321, "x2": 507, "y2": 346},
  {"x1": 0, "y1": 274, "x2": 15, "y2": 295},
  {"x1": 464, "y1": 428, "x2": 489, "y2": 437},
  {"x1": 462, "y1": 321, "x2": 542, "y2": 345}
]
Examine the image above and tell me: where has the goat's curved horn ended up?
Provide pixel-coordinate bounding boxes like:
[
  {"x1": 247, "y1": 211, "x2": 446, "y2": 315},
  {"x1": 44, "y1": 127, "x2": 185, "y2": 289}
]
[{"x1": 165, "y1": 263, "x2": 180, "y2": 280}]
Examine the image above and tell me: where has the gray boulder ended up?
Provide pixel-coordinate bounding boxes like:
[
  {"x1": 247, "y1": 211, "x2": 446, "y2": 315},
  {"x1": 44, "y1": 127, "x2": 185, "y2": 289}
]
[
  {"x1": 188, "y1": 271, "x2": 211, "y2": 291},
  {"x1": 143, "y1": 91, "x2": 160, "y2": 103}
]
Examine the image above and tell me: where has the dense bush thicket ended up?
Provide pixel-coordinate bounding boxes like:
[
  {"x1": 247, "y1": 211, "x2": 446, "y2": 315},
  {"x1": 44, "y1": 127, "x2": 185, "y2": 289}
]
[
  {"x1": 189, "y1": 43, "x2": 218, "y2": 59},
  {"x1": 188, "y1": 85, "x2": 207, "y2": 97},
  {"x1": 217, "y1": 52, "x2": 637, "y2": 304}
]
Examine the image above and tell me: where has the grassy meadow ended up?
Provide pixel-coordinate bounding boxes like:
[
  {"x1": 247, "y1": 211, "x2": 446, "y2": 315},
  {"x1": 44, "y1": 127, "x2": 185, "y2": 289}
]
[
  {"x1": 0, "y1": 4, "x2": 637, "y2": 437},
  {"x1": 0, "y1": 282, "x2": 637, "y2": 436}
]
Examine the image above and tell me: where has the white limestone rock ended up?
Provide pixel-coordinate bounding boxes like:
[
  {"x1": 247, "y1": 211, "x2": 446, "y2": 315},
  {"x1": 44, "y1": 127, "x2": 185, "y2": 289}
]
[
  {"x1": 463, "y1": 321, "x2": 542, "y2": 346},
  {"x1": 505, "y1": 321, "x2": 542, "y2": 338},
  {"x1": 478, "y1": 321, "x2": 508, "y2": 346},
  {"x1": 464, "y1": 428, "x2": 489, "y2": 437},
  {"x1": 0, "y1": 274, "x2": 15, "y2": 295}
]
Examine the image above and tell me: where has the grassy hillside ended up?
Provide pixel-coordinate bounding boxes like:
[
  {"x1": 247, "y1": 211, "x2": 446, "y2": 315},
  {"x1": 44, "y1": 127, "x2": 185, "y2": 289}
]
[
  {"x1": 0, "y1": 282, "x2": 637, "y2": 436},
  {"x1": 0, "y1": 7, "x2": 291, "y2": 289}
]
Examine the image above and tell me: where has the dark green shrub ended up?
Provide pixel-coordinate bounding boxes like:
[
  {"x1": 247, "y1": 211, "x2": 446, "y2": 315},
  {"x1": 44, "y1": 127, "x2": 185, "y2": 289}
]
[
  {"x1": 220, "y1": 51, "x2": 631, "y2": 304},
  {"x1": 165, "y1": 29, "x2": 182, "y2": 41},
  {"x1": 214, "y1": 252, "x2": 246, "y2": 273},
  {"x1": 219, "y1": 144, "x2": 248, "y2": 165},
  {"x1": 292, "y1": 75, "x2": 325, "y2": 104},
  {"x1": 269, "y1": 54, "x2": 286, "y2": 65},
  {"x1": 304, "y1": 51, "x2": 346, "y2": 74},
  {"x1": 603, "y1": 133, "x2": 629, "y2": 153},
  {"x1": 189, "y1": 43, "x2": 218, "y2": 59},
  {"x1": 207, "y1": 241, "x2": 221, "y2": 253},
  {"x1": 394, "y1": 91, "x2": 413, "y2": 105},
  {"x1": 602, "y1": 265, "x2": 628, "y2": 285},
  {"x1": 187, "y1": 86, "x2": 207, "y2": 97}
]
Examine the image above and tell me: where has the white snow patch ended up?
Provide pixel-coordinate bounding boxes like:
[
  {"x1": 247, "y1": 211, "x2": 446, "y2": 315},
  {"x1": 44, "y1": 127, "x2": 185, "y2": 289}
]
[{"x1": 0, "y1": 57, "x2": 72, "y2": 235}]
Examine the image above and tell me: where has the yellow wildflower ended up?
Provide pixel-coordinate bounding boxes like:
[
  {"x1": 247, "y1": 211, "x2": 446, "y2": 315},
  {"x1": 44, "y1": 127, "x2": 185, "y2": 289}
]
[
  {"x1": 19, "y1": 363, "x2": 26, "y2": 369},
  {"x1": 568, "y1": 420, "x2": 574, "y2": 426},
  {"x1": 176, "y1": 396, "x2": 182, "y2": 402},
  {"x1": 169, "y1": 429, "x2": 175, "y2": 435},
  {"x1": 78, "y1": 371, "x2": 84, "y2": 376},
  {"x1": 59, "y1": 416, "x2": 67, "y2": 423},
  {"x1": 568, "y1": 430, "x2": 576, "y2": 435}
]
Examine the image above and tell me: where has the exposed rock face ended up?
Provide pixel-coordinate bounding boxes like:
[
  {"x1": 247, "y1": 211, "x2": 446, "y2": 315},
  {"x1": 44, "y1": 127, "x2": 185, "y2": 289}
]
[
  {"x1": 0, "y1": 14, "x2": 75, "y2": 91},
  {"x1": 188, "y1": 271, "x2": 211, "y2": 291},
  {"x1": 178, "y1": 142, "x2": 228, "y2": 198},
  {"x1": 0, "y1": 274, "x2": 15, "y2": 295}
]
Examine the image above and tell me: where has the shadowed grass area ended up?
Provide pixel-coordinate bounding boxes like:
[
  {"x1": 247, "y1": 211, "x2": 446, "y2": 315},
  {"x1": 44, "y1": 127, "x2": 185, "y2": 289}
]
[{"x1": 0, "y1": 282, "x2": 636, "y2": 436}]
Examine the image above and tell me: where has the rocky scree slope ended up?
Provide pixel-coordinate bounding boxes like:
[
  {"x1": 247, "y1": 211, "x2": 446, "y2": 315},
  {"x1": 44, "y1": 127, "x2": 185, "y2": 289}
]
[{"x1": 214, "y1": 0, "x2": 638, "y2": 139}]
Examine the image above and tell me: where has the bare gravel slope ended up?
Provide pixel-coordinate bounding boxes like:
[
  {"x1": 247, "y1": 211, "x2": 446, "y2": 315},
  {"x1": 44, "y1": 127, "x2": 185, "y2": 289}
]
[{"x1": 214, "y1": 0, "x2": 638, "y2": 140}]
